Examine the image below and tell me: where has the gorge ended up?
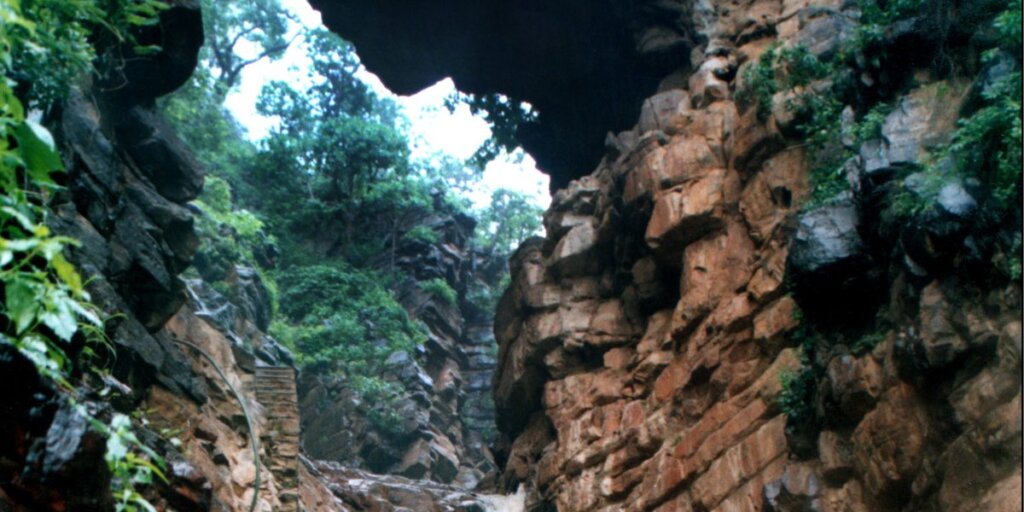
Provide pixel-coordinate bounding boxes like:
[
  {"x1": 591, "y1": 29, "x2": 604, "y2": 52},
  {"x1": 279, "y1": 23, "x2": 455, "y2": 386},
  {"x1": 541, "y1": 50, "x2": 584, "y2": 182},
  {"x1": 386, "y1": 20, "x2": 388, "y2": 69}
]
[{"x1": 0, "y1": 0, "x2": 1020, "y2": 511}]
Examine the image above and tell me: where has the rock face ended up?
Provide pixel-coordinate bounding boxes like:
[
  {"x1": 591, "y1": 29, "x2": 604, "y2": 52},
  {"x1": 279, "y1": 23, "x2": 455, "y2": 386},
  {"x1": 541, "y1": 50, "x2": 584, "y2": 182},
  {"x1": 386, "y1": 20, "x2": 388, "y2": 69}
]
[
  {"x1": 148, "y1": 282, "x2": 321, "y2": 511},
  {"x1": 487, "y1": 1, "x2": 1021, "y2": 511},
  {"x1": 0, "y1": 4, "x2": 308, "y2": 510},
  {"x1": 299, "y1": 210, "x2": 500, "y2": 487}
]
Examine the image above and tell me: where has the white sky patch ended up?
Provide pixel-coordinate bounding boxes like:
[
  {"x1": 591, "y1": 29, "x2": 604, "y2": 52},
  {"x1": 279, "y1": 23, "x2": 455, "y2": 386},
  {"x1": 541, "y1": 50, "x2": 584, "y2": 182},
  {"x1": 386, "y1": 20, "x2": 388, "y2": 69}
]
[{"x1": 223, "y1": 0, "x2": 550, "y2": 210}]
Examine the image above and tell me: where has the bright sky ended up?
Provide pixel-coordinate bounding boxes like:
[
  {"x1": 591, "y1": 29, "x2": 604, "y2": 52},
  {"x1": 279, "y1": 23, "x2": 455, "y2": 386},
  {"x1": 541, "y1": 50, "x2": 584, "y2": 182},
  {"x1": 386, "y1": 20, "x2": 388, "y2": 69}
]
[{"x1": 222, "y1": 0, "x2": 550, "y2": 209}]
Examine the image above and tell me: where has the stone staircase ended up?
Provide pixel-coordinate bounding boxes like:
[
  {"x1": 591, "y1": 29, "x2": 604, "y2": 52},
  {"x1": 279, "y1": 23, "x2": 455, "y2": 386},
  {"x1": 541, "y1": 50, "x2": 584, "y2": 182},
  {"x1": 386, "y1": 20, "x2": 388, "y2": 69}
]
[{"x1": 254, "y1": 366, "x2": 302, "y2": 511}]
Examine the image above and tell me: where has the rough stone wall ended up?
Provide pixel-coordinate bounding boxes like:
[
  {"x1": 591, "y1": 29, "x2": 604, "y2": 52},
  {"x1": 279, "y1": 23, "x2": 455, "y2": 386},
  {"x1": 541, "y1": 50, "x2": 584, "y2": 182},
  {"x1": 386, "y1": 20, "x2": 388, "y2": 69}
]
[
  {"x1": 145, "y1": 280, "x2": 339, "y2": 511},
  {"x1": 491, "y1": 1, "x2": 1021, "y2": 511},
  {"x1": 30, "y1": 5, "x2": 345, "y2": 509}
]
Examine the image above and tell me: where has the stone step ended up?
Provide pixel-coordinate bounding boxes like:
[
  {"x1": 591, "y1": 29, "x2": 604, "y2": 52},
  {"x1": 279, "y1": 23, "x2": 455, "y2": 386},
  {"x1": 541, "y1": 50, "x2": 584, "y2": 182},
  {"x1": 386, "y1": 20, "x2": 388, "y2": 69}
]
[{"x1": 252, "y1": 365, "x2": 301, "y2": 506}]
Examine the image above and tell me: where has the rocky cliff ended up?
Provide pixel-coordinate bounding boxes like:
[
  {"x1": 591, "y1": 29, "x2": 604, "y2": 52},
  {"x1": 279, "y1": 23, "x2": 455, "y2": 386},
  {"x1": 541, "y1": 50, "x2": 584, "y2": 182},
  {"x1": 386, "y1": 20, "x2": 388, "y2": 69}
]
[
  {"x1": 298, "y1": 208, "x2": 500, "y2": 488},
  {"x1": 437, "y1": 1, "x2": 1017, "y2": 511},
  {"x1": 26, "y1": 2, "x2": 330, "y2": 508}
]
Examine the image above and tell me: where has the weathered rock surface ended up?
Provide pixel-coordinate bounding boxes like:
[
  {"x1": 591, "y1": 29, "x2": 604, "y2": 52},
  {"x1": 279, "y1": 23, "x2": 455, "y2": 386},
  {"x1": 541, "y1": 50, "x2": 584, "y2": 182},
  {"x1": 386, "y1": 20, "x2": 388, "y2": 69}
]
[
  {"x1": 8, "y1": 0, "x2": 1018, "y2": 511},
  {"x1": 487, "y1": 1, "x2": 1022, "y2": 511},
  {"x1": 311, "y1": 458, "x2": 524, "y2": 512}
]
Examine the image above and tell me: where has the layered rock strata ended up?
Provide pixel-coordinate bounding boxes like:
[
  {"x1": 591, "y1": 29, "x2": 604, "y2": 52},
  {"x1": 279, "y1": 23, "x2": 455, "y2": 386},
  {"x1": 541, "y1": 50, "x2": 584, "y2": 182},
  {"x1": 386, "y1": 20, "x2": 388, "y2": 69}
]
[{"x1": 489, "y1": 1, "x2": 1021, "y2": 511}]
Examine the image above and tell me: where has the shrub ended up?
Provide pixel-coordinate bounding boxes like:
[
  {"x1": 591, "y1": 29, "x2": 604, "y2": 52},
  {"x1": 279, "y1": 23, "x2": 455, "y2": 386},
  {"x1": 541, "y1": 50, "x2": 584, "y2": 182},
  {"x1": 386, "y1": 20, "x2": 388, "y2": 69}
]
[
  {"x1": 192, "y1": 177, "x2": 275, "y2": 282},
  {"x1": 404, "y1": 225, "x2": 439, "y2": 244},
  {"x1": 736, "y1": 44, "x2": 832, "y2": 122},
  {"x1": 273, "y1": 264, "x2": 426, "y2": 373},
  {"x1": 419, "y1": 277, "x2": 457, "y2": 306},
  {"x1": 887, "y1": 1, "x2": 1022, "y2": 217},
  {"x1": 778, "y1": 366, "x2": 816, "y2": 424}
]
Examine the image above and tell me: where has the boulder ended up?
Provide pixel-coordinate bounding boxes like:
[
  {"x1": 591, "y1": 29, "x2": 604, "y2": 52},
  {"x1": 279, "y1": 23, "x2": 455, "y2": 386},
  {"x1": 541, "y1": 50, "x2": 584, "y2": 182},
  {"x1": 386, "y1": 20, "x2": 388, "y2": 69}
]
[
  {"x1": 787, "y1": 197, "x2": 881, "y2": 324},
  {"x1": 115, "y1": 105, "x2": 205, "y2": 203},
  {"x1": 644, "y1": 168, "x2": 733, "y2": 255}
]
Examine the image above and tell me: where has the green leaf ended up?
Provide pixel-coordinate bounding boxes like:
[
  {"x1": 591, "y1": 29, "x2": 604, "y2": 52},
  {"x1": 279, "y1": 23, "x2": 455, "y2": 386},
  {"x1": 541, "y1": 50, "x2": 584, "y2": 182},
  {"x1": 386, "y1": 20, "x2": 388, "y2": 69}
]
[
  {"x1": 41, "y1": 289, "x2": 78, "y2": 341},
  {"x1": 14, "y1": 120, "x2": 63, "y2": 180},
  {"x1": 18, "y1": 335, "x2": 60, "y2": 372},
  {"x1": 133, "y1": 44, "x2": 162, "y2": 56},
  {"x1": 69, "y1": 299, "x2": 102, "y2": 326},
  {"x1": 5, "y1": 277, "x2": 39, "y2": 334},
  {"x1": 0, "y1": 208, "x2": 33, "y2": 233},
  {"x1": 1, "y1": 237, "x2": 39, "y2": 252},
  {"x1": 51, "y1": 254, "x2": 82, "y2": 294},
  {"x1": 106, "y1": 430, "x2": 129, "y2": 462}
]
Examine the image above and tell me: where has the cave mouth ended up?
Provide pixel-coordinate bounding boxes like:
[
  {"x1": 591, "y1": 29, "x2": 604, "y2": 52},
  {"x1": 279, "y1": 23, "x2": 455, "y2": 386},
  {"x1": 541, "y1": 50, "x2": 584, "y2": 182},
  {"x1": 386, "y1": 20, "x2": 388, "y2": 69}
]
[{"x1": 306, "y1": 0, "x2": 699, "y2": 189}]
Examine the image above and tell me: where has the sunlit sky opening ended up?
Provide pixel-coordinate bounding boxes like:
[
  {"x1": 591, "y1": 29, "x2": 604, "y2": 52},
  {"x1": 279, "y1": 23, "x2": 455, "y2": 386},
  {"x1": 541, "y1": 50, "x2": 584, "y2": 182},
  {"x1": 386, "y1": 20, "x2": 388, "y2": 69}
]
[{"x1": 222, "y1": 0, "x2": 550, "y2": 210}]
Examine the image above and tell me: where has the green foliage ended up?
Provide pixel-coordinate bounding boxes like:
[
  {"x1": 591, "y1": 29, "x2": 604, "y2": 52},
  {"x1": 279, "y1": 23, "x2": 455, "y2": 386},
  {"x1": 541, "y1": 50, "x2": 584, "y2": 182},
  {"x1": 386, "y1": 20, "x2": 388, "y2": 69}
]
[
  {"x1": 946, "y1": 74, "x2": 1021, "y2": 211},
  {"x1": 851, "y1": 0, "x2": 926, "y2": 54},
  {"x1": 736, "y1": 44, "x2": 831, "y2": 122},
  {"x1": 191, "y1": 177, "x2": 274, "y2": 283},
  {"x1": 735, "y1": 46, "x2": 778, "y2": 121},
  {"x1": 737, "y1": 45, "x2": 843, "y2": 208},
  {"x1": 1007, "y1": 233, "x2": 1022, "y2": 282},
  {"x1": 419, "y1": 277, "x2": 457, "y2": 306},
  {"x1": 888, "y1": 1, "x2": 1022, "y2": 217},
  {"x1": 474, "y1": 189, "x2": 543, "y2": 257},
  {"x1": 200, "y1": 176, "x2": 232, "y2": 214},
  {"x1": 159, "y1": 69, "x2": 257, "y2": 186},
  {"x1": 244, "y1": 30, "x2": 415, "y2": 265},
  {"x1": 778, "y1": 365, "x2": 816, "y2": 424},
  {"x1": 10, "y1": 0, "x2": 168, "y2": 110},
  {"x1": 797, "y1": 95, "x2": 847, "y2": 206},
  {"x1": 3, "y1": 1, "x2": 166, "y2": 508},
  {"x1": 351, "y1": 375, "x2": 406, "y2": 435},
  {"x1": 404, "y1": 225, "x2": 439, "y2": 244},
  {"x1": 272, "y1": 264, "x2": 426, "y2": 373},
  {"x1": 445, "y1": 92, "x2": 537, "y2": 170},
  {"x1": 199, "y1": 0, "x2": 297, "y2": 95},
  {"x1": 267, "y1": 263, "x2": 427, "y2": 433},
  {"x1": 97, "y1": 413, "x2": 168, "y2": 512},
  {"x1": 851, "y1": 330, "x2": 886, "y2": 355},
  {"x1": 168, "y1": 0, "x2": 528, "y2": 438},
  {"x1": 854, "y1": 102, "x2": 892, "y2": 142},
  {"x1": 1, "y1": 1, "x2": 105, "y2": 385}
]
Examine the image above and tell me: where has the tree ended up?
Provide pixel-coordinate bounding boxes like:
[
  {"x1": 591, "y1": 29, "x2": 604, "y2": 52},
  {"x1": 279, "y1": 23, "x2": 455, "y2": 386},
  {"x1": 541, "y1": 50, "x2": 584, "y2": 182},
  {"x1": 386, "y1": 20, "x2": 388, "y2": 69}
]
[
  {"x1": 475, "y1": 188, "x2": 543, "y2": 259},
  {"x1": 466, "y1": 188, "x2": 544, "y2": 316},
  {"x1": 159, "y1": 68, "x2": 257, "y2": 187},
  {"x1": 445, "y1": 92, "x2": 536, "y2": 170},
  {"x1": 252, "y1": 29, "x2": 411, "y2": 260},
  {"x1": 200, "y1": 0, "x2": 299, "y2": 96}
]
